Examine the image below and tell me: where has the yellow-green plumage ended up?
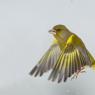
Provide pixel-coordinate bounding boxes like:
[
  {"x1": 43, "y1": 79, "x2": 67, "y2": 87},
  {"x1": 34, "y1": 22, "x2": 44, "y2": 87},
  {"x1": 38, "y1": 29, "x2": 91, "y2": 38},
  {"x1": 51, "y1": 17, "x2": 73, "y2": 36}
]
[{"x1": 30, "y1": 24, "x2": 95, "y2": 83}]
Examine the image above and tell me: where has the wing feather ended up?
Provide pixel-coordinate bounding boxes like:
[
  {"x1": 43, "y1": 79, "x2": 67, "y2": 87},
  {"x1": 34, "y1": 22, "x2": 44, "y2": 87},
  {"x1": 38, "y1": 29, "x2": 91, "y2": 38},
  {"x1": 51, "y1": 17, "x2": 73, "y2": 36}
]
[
  {"x1": 48, "y1": 52, "x2": 64, "y2": 81},
  {"x1": 48, "y1": 37, "x2": 91, "y2": 82},
  {"x1": 58, "y1": 55, "x2": 66, "y2": 83},
  {"x1": 30, "y1": 43, "x2": 61, "y2": 77},
  {"x1": 68, "y1": 53, "x2": 72, "y2": 77},
  {"x1": 30, "y1": 34, "x2": 94, "y2": 83}
]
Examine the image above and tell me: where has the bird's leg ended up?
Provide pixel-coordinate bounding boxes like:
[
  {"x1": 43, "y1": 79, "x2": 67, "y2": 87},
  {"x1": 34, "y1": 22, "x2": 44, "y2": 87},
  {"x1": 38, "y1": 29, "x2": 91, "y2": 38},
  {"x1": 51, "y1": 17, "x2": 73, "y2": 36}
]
[
  {"x1": 71, "y1": 71, "x2": 80, "y2": 80},
  {"x1": 79, "y1": 67, "x2": 86, "y2": 74},
  {"x1": 71, "y1": 67, "x2": 86, "y2": 80}
]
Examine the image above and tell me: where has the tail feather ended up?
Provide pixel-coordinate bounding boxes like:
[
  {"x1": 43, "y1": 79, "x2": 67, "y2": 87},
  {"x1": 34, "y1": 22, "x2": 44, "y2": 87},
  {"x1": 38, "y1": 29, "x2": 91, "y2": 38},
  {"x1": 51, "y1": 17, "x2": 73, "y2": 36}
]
[
  {"x1": 92, "y1": 60, "x2": 95, "y2": 70},
  {"x1": 86, "y1": 50, "x2": 95, "y2": 69}
]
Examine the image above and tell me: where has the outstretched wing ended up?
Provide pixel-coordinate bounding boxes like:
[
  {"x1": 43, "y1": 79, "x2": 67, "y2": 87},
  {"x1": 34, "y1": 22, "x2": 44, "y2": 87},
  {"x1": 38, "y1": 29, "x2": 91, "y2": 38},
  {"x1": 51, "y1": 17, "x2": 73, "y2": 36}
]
[
  {"x1": 49, "y1": 35, "x2": 92, "y2": 83},
  {"x1": 29, "y1": 41, "x2": 61, "y2": 77}
]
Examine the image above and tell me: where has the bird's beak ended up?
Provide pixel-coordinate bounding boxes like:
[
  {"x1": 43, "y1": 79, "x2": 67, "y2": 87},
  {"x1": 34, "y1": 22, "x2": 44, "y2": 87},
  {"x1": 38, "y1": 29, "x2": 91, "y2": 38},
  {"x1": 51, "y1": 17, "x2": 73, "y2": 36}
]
[{"x1": 48, "y1": 29, "x2": 56, "y2": 35}]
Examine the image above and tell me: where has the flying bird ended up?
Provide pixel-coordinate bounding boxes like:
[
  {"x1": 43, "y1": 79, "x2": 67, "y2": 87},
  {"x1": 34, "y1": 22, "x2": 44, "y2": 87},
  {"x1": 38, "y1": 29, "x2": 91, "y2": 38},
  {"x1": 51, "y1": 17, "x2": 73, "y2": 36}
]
[{"x1": 29, "y1": 24, "x2": 95, "y2": 83}]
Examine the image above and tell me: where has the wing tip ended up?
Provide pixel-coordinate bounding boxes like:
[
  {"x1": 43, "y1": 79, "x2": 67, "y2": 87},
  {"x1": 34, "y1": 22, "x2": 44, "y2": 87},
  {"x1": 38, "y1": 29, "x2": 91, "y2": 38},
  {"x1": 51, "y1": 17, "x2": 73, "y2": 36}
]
[{"x1": 29, "y1": 65, "x2": 38, "y2": 76}]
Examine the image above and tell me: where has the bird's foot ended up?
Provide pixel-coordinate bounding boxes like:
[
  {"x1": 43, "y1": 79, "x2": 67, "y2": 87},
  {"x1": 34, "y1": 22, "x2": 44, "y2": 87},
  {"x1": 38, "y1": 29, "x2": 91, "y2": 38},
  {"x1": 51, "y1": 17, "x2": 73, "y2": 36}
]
[{"x1": 71, "y1": 67, "x2": 86, "y2": 80}]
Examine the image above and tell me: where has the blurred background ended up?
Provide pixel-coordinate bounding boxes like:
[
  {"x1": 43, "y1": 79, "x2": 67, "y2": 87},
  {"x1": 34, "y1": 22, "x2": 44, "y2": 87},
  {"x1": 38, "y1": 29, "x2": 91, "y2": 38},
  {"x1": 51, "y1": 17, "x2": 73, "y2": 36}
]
[{"x1": 0, "y1": 0, "x2": 95, "y2": 95}]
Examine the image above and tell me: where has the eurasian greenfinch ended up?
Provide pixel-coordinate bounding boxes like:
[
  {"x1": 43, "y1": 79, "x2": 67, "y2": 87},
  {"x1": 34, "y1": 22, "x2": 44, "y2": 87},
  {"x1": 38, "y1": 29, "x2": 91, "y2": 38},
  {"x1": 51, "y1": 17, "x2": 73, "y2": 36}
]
[{"x1": 30, "y1": 24, "x2": 95, "y2": 83}]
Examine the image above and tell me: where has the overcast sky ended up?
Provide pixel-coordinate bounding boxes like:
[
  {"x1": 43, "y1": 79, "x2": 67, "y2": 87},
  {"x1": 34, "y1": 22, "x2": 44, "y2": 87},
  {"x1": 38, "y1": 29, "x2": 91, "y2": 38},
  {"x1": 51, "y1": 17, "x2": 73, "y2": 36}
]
[{"x1": 0, "y1": 0, "x2": 95, "y2": 95}]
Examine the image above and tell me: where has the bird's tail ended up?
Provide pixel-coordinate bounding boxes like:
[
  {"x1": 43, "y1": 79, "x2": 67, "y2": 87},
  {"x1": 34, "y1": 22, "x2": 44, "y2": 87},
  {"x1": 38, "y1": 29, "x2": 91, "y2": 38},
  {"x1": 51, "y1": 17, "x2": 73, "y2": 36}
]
[
  {"x1": 92, "y1": 60, "x2": 95, "y2": 70},
  {"x1": 87, "y1": 50, "x2": 95, "y2": 70}
]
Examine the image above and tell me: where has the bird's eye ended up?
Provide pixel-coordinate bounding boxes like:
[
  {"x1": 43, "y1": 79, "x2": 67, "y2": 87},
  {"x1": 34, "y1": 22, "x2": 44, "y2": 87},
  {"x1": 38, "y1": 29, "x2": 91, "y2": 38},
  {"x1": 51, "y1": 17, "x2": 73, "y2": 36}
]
[{"x1": 56, "y1": 29, "x2": 61, "y2": 31}]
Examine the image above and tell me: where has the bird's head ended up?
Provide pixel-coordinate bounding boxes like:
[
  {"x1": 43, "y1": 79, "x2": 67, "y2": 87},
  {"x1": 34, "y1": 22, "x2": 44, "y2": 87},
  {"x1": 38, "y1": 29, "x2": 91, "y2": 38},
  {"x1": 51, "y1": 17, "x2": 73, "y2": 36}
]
[{"x1": 49, "y1": 24, "x2": 69, "y2": 36}]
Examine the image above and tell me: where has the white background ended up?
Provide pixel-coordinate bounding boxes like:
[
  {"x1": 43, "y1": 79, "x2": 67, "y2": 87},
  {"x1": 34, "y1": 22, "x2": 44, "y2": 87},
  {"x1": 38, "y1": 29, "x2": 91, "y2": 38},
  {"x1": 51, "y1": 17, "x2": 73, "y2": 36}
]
[{"x1": 0, "y1": 0, "x2": 95, "y2": 95}]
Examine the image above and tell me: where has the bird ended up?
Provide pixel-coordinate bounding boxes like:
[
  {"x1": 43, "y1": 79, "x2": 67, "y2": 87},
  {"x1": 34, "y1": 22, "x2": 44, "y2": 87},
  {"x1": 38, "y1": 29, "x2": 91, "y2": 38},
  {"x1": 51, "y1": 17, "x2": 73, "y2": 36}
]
[{"x1": 29, "y1": 24, "x2": 95, "y2": 83}]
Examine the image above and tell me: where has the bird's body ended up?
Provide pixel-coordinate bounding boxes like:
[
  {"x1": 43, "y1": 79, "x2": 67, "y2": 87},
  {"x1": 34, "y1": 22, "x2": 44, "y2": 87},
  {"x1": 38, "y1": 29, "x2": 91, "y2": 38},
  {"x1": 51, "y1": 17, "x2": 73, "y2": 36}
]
[{"x1": 30, "y1": 24, "x2": 95, "y2": 83}]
